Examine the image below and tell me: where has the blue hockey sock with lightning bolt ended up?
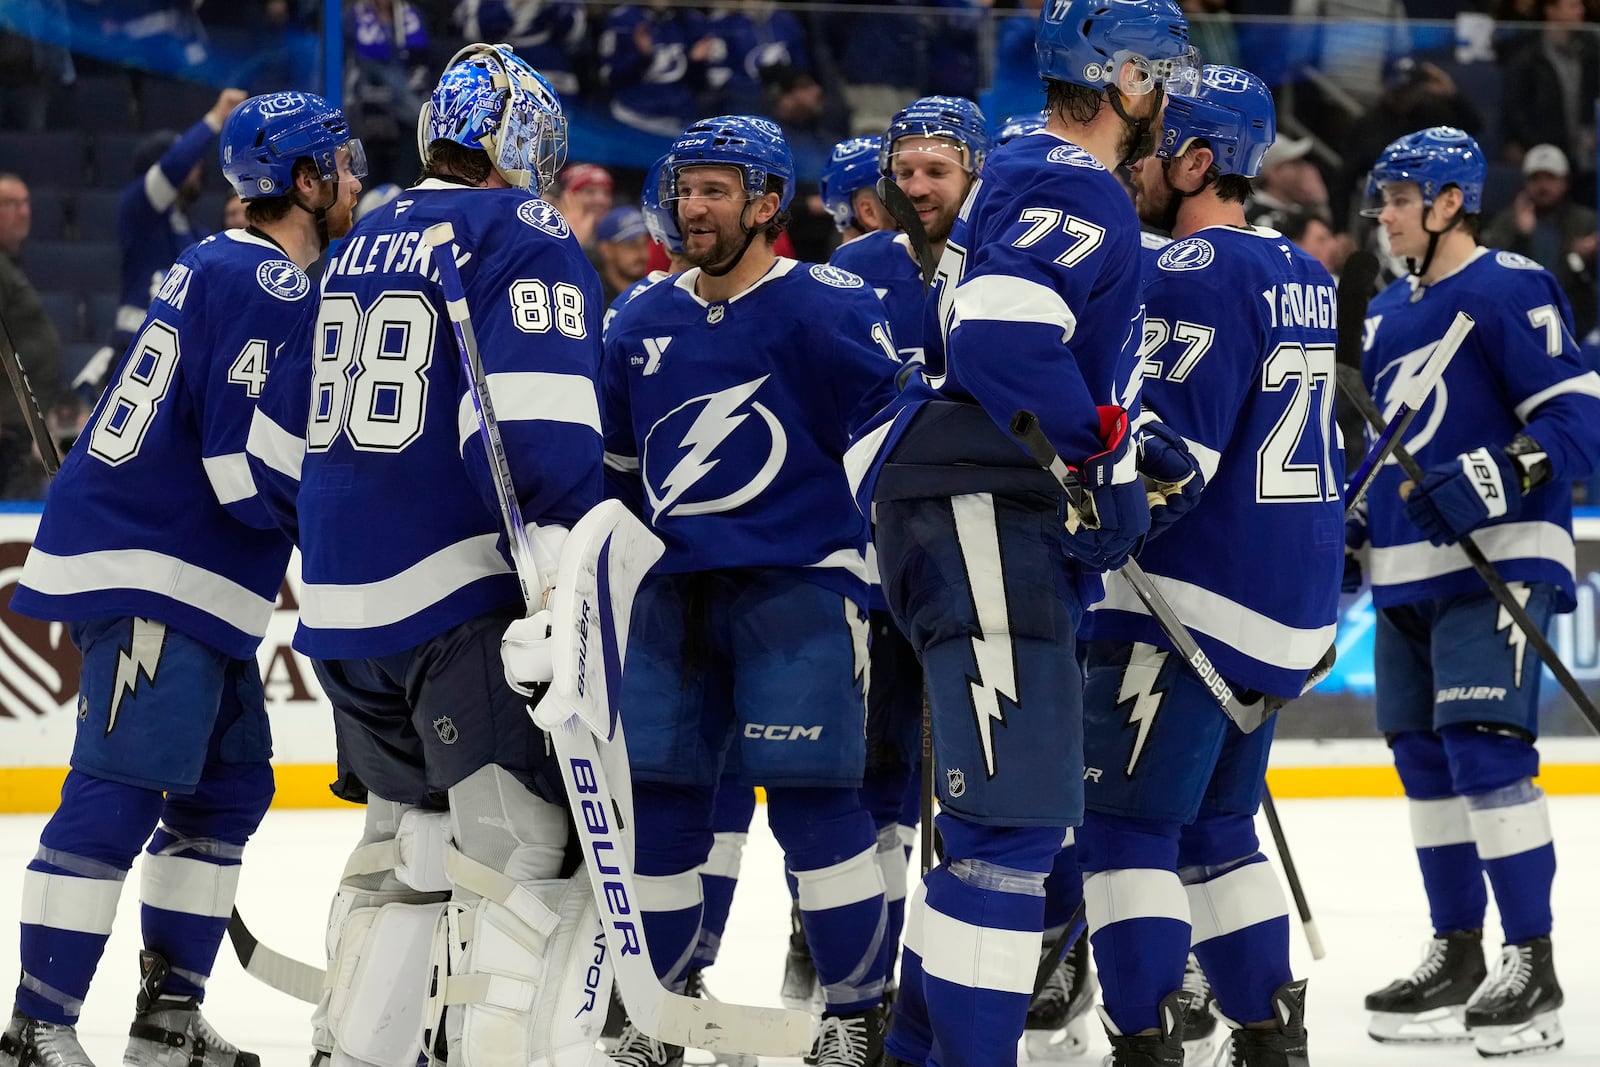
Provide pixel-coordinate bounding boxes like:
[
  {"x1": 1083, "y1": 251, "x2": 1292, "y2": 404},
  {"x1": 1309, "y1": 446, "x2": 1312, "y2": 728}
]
[
  {"x1": 17, "y1": 771, "x2": 164, "y2": 1024},
  {"x1": 692, "y1": 783, "x2": 755, "y2": 971}
]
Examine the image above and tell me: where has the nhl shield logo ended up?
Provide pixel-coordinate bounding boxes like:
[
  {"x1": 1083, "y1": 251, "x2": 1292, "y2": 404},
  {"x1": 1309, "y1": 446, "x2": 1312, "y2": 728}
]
[
  {"x1": 706, "y1": 304, "x2": 726, "y2": 324},
  {"x1": 946, "y1": 767, "x2": 966, "y2": 798},
  {"x1": 433, "y1": 716, "x2": 459, "y2": 744}
]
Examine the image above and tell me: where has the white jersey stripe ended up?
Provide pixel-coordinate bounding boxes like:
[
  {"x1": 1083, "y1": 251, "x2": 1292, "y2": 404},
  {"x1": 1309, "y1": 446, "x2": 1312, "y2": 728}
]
[
  {"x1": 201, "y1": 452, "x2": 256, "y2": 506},
  {"x1": 246, "y1": 408, "x2": 305, "y2": 482},
  {"x1": 455, "y1": 372, "x2": 601, "y2": 453},
  {"x1": 20, "y1": 547, "x2": 276, "y2": 638},
  {"x1": 950, "y1": 274, "x2": 1079, "y2": 344},
  {"x1": 299, "y1": 534, "x2": 508, "y2": 630},
  {"x1": 1369, "y1": 521, "x2": 1574, "y2": 589},
  {"x1": 1514, "y1": 371, "x2": 1600, "y2": 424}
]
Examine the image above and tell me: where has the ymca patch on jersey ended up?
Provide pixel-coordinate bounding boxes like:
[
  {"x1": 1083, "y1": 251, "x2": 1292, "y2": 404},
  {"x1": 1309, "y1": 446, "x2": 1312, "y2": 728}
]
[
  {"x1": 518, "y1": 197, "x2": 572, "y2": 238},
  {"x1": 810, "y1": 263, "x2": 864, "y2": 289},
  {"x1": 1156, "y1": 238, "x2": 1215, "y2": 272},
  {"x1": 256, "y1": 260, "x2": 310, "y2": 301},
  {"x1": 1495, "y1": 251, "x2": 1542, "y2": 271},
  {"x1": 1046, "y1": 143, "x2": 1102, "y2": 169}
]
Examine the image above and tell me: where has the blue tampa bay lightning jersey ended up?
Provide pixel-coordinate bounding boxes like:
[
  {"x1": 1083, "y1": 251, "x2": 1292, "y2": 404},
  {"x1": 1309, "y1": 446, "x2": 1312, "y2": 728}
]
[
  {"x1": 247, "y1": 181, "x2": 605, "y2": 659},
  {"x1": 13, "y1": 230, "x2": 302, "y2": 660},
  {"x1": 1363, "y1": 247, "x2": 1600, "y2": 611},
  {"x1": 604, "y1": 269, "x2": 672, "y2": 335},
  {"x1": 602, "y1": 258, "x2": 899, "y2": 605},
  {"x1": 830, "y1": 230, "x2": 928, "y2": 365},
  {"x1": 846, "y1": 133, "x2": 1146, "y2": 523},
  {"x1": 115, "y1": 119, "x2": 217, "y2": 345},
  {"x1": 1084, "y1": 227, "x2": 1344, "y2": 697}
]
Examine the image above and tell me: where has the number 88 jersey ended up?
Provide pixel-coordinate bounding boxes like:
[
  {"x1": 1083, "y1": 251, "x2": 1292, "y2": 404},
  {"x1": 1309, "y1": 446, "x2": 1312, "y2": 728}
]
[
  {"x1": 1083, "y1": 227, "x2": 1344, "y2": 699},
  {"x1": 14, "y1": 230, "x2": 303, "y2": 660}
]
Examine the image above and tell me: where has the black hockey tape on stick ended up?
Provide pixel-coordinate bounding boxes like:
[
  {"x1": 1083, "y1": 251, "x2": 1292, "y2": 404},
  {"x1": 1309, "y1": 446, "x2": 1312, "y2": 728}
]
[
  {"x1": 0, "y1": 305, "x2": 62, "y2": 477},
  {"x1": 876, "y1": 176, "x2": 936, "y2": 291},
  {"x1": 227, "y1": 908, "x2": 323, "y2": 1003},
  {"x1": 1260, "y1": 790, "x2": 1325, "y2": 959},
  {"x1": 1335, "y1": 362, "x2": 1600, "y2": 737}
]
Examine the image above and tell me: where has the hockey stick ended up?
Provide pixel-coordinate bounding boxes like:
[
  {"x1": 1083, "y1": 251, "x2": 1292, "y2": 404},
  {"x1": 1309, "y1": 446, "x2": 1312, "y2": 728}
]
[
  {"x1": 0, "y1": 305, "x2": 63, "y2": 477},
  {"x1": 226, "y1": 908, "x2": 323, "y2": 1003},
  {"x1": 876, "y1": 176, "x2": 937, "y2": 289},
  {"x1": 424, "y1": 222, "x2": 815, "y2": 1056},
  {"x1": 1258, "y1": 791, "x2": 1323, "y2": 959}
]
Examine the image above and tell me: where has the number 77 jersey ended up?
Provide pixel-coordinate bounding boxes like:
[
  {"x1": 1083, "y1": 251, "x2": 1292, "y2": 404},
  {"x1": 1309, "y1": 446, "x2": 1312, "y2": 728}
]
[{"x1": 1083, "y1": 228, "x2": 1344, "y2": 698}]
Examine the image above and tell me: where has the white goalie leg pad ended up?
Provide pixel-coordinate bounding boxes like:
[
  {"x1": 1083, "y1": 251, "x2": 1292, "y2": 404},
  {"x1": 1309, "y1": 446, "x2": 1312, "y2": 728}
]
[{"x1": 528, "y1": 866, "x2": 614, "y2": 1067}]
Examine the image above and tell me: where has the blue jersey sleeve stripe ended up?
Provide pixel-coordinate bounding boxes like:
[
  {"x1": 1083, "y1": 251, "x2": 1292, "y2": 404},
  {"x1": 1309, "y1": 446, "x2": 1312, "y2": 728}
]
[
  {"x1": 1369, "y1": 519, "x2": 1575, "y2": 587},
  {"x1": 246, "y1": 408, "x2": 305, "y2": 482},
  {"x1": 1097, "y1": 570, "x2": 1336, "y2": 670},
  {"x1": 950, "y1": 274, "x2": 1077, "y2": 343},
  {"x1": 143, "y1": 165, "x2": 179, "y2": 215},
  {"x1": 299, "y1": 533, "x2": 508, "y2": 630},
  {"x1": 1513, "y1": 371, "x2": 1600, "y2": 423},
  {"x1": 201, "y1": 453, "x2": 257, "y2": 506},
  {"x1": 455, "y1": 371, "x2": 602, "y2": 453},
  {"x1": 19, "y1": 547, "x2": 275, "y2": 638}
]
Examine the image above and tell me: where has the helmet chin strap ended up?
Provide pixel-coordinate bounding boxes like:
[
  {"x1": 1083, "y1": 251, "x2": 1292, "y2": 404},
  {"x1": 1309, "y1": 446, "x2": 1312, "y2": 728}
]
[
  {"x1": 1151, "y1": 156, "x2": 1213, "y2": 234},
  {"x1": 1109, "y1": 85, "x2": 1166, "y2": 168},
  {"x1": 698, "y1": 199, "x2": 765, "y2": 279},
  {"x1": 291, "y1": 179, "x2": 340, "y2": 253},
  {"x1": 1405, "y1": 203, "x2": 1463, "y2": 278}
]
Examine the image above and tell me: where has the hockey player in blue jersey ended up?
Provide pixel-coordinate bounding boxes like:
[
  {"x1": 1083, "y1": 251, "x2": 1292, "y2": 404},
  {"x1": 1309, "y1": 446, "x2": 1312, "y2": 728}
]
[
  {"x1": 594, "y1": 114, "x2": 899, "y2": 1067},
  {"x1": 994, "y1": 112, "x2": 1048, "y2": 145},
  {"x1": 1081, "y1": 66, "x2": 1338, "y2": 1067},
  {"x1": 821, "y1": 135, "x2": 893, "y2": 243},
  {"x1": 249, "y1": 45, "x2": 611, "y2": 1067},
  {"x1": 1352, "y1": 126, "x2": 1600, "y2": 1058},
  {"x1": 0, "y1": 91, "x2": 363, "y2": 1067},
  {"x1": 843, "y1": 3, "x2": 1201, "y2": 1065},
  {"x1": 604, "y1": 154, "x2": 691, "y2": 335}
]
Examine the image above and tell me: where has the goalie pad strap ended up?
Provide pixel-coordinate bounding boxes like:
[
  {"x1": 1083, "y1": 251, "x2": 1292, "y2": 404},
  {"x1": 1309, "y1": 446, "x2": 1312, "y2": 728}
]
[
  {"x1": 445, "y1": 847, "x2": 562, "y2": 936},
  {"x1": 443, "y1": 971, "x2": 537, "y2": 1012}
]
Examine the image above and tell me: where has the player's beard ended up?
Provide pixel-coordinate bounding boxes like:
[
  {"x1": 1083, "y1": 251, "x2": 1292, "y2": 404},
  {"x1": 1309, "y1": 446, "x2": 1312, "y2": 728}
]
[
  {"x1": 325, "y1": 189, "x2": 356, "y2": 240},
  {"x1": 1136, "y1": 162, "x2": 1183, "y2": 235},
  {"x1": 924, "y1": 199, "x2": 960, "y2": 246},
  {"x1": 684, "y1": 222, "x2": 749, "y2": 272}
]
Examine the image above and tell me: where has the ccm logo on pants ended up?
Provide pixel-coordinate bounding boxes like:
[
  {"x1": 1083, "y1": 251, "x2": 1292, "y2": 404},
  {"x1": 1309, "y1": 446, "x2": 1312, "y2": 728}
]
[{"x1": 743, "y1": 724, "x2": 824, "y2": 741}]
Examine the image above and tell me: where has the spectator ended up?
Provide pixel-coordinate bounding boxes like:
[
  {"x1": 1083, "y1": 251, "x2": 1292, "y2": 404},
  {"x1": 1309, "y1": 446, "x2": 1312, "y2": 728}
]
[
  {"x1": 599, "y1": 2, "x2": 715, "y2": 136},
  {"x1": 549, "y1": 162, "x2": 614, "y2": 250},
  {"x1": 821, "y1": 0, "x2": 927, "y2": 135},
  {"x1": 452, "y1": 0, "x2": 589, "y2": 97},
  {"x1": 0, "y1": 173, "x2": 64, "y2": 499},
  {"x1": 345, "y1": 0, "x2": 429, "y2": 183},
  {"x1": 1245, "y1": 135, "x2": 1332, "y2": 230},
  {"x1": 761, "y1": 63, "x2": 846, "y2": 161},
  {"x1": 1283, "y1": 209, "x2": 1348, "y2": 279},
  {"x1": 1501, "y1": 0, "x2": 1599, "y2": 200},
  {"x1": 595, "y1": 205, "x2": 652, "y2": 306},
  {"x1": 1483, "y1": 143, "x2": 1600, "y2": 337},
  {"x1": 705, "y1": 0, "x2": 812, "y2": 114}
]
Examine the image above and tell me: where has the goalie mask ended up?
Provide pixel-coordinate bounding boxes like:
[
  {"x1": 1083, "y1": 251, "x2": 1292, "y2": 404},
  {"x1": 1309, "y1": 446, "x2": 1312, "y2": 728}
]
[{"x1": 420, "y1": 43, "x2": 568, "y2": 196}]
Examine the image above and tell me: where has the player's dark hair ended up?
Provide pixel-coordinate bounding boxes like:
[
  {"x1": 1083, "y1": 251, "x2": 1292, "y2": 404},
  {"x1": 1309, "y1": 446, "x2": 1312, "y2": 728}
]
[
  {"x1": 759, "y1": 174, "x2": 790, "y2": 240},
  {"x1": 1045, "y1": 80, "x2": 1105, "y2": 125},
  {"x1": 244, "y1": 158, "x2": 319, "y2": 225},
  {"x1": 1215, "y1": 174, "x2": 1253, "y2": 204},
  {"x1": 1280, "y1": 210, "x2": 1328, "y2": 244},
  {"x1": 422, "y1": 140, "x2": 494, "y2": 185}
]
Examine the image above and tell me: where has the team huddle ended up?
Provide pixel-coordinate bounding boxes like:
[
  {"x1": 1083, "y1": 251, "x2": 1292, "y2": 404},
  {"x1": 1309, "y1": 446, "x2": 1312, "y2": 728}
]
[{"x1": 5, "y1": 0, "x2": 1600, "y2": 1066}]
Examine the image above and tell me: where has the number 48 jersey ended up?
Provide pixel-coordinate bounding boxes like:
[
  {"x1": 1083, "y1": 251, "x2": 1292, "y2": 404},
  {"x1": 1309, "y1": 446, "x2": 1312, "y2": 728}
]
[
  {"x1": 1084, "y1": 227, "x2": 1344, "y2": 697},
  {"x1": 13, "y1": 230, "x2": 302, "y2": 659}
]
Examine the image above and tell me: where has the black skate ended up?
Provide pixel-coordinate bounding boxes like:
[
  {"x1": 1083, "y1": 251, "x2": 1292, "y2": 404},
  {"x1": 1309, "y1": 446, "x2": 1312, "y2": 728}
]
[
  {"x1": 781, "y1": 900, "x2": 822, "y2": 1013},
  {"x1": 1464, "y1": 937, "x2": 1564, "y2": 1058},
  {"x1": 599, "y1": 985, "x2": 628, "y2": 1050},
  {"x1": 1024, "y1": 935, "x2": 1096, "y2": 1060},
  {"x1": 1178, "y1": 954, "x2": 1220, "y2": 1066},
  {"x1": 805, "y1": 1005, "x2": 885, "y2": 1067},
  {"x1": 609, "y1": 1020, "x2": 684, "y2": 1067},
  {"x1": 1364, "y1": 929, "x2": 1486, "y2": 1044},
  {"x1": 1, "y1": 1008, "x2": 97, "y2": 1067},
  {"x1": 1100, "y1": 989, "x2": 1191, "y2": 1067},
  {"x1": 1221, "y1": 979, "x2": 1307, "y2": 1067},
  {"x1": 124, "y1": 952, "x2": 259, "y2": 1067}
]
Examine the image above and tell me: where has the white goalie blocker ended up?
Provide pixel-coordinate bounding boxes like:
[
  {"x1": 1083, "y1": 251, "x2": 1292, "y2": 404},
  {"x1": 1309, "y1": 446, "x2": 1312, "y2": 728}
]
[{"x1": 536, "y1": 501, "x2": 816, "y2": 1057}]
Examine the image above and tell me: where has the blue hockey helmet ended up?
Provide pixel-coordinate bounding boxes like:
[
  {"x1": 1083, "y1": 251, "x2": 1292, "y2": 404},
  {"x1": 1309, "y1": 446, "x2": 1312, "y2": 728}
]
[
  {"x1": 666, "y1": 115, "x2": 795, "y2": 212},
  {"x1": 995, "y1": 111, "x2": 1048, "y2": 146},
  {"x1": 642, "y1": 153, "x2": 684, "y2": 254},
  {"x1": 1036, "y1": 0, "x2": 1197, "y2": 97},
  {"x1": 220, "y1": 92, "x2": 365, "y2": 200},
  {"x1": 1157, "y1": 64, "x2": 1275, "y2": 177},
  {"x1": 819, "y1": 135, "x2": 883, "y2": 231},
  {"x1": 419, "y1": 42, "x2": 568, "y2": 196},
  {"x1": 880, "y1": 96, "x2": 990, "y2": 177},
  {"x1": 1365, "y1": 126, "x2": 1485, "y2": 213}
]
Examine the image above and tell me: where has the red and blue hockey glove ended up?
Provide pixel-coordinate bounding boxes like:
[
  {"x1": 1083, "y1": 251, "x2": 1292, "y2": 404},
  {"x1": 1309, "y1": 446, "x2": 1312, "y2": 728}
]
[
  {"x1": 1136, "y1": 418, "x2": 1204, "y2": 543},
  {"x1": 1060, "y1": 406, "x2": 1152, "y2": 571},
  {"x1": 1402, "y1": 446, "x2": 1523, "y2": 546}
]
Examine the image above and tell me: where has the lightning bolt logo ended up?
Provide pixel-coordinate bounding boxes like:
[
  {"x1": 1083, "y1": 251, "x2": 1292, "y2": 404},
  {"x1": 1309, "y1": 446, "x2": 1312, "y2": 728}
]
[
  {"x1": 949, "y1": 494, "x2": 1018, "y2": 778},
  {"x1": 644, "y1": 376, "x2": 786, "y2": 520},
  {"x1": 1495, "y1": 584, "x2": 1534, "y2": 687},
  {"x1": 1118, "y1": 643, "x2": 1168, "y2": 776},
  {"x1": 107, "y1": 618, "x2": 167, "y2": 735}
]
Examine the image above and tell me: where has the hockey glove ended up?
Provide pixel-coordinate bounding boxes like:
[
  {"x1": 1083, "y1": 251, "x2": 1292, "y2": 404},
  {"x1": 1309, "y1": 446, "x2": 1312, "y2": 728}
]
[
  {"x1": 1136, "y1": 418, "x2": 1204, "y2": 543},
  {"x1": 1059, "y1": 406, "x2": 1152, "y2": 572},
  {"x1": 499, "y1": 523, "x2": 571, "y2": 700},
  {"x1": 1343, "y1": 515, "x2": 1366, "y2": 594},
  {"x1": 1402, "y1": 446, "x2": 1523, "y2": 546}
]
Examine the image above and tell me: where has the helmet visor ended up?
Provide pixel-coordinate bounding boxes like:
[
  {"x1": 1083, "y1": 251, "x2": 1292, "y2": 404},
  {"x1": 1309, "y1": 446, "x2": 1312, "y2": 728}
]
[{"x1": 1113, "y1": 45, "x2": 1202, "y2": 97}]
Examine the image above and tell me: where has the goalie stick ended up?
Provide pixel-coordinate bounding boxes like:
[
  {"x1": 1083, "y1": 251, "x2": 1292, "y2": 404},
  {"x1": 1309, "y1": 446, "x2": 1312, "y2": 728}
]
[{"x1": 423, "y1": 222, "x2": 815, "y2": 1057}]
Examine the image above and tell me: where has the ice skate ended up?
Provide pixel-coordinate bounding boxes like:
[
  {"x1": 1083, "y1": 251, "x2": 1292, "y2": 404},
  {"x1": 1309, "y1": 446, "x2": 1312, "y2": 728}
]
[
  {"x1": 598, "y1": 986, "x2": 627, "y2": 1052},
  {"x1": 1, "y1": 1008, "x2": 98, "y2": 1067},
  {"x1": 609, "y1": 1021, "x2": 684, "y2": 1067},
  {"x1": 781, "y1": 900, "x2": 822, "y2": 1013},
  {"x1": 681, "y1": 971, "x2": 757, "y2": 1067},
  {"x1": 1098, "y1": 989, "x2": 1191, "y2": 1067},
  {"x1": 1464, "y1": 937, "x2": 1564, "y2": 1058},
  {"x1": 1219, "y1": 979, "x2": 1307, "y2": 1067},
  {"x1": 1364, "y1": 929, "x2": 1486, "y2": 1043},
  {"x1": 123, "y1": 951, "x2": 259, "y2": 1067},
  {"x1": 804, "y1": 1005, "x2": 885, "y2": 1067},
  {"x1": 1177, "y1": 955, "x2": 1219, "y2": 1066},
  {"x1": 1024, "y1": 936, "x2": 1096, "y2": 1060}
]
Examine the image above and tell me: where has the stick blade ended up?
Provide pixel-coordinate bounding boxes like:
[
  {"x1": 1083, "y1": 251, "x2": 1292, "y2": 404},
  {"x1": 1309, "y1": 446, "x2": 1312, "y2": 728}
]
[
  {"x1": 423, "y1": 220, "x2": 456, "y2": 247},
  {"x1": 655, "y1": 995, "x2": 817, "y2": 1057},
  {"x1": 1335, "y1": 250, "x2": 1381, "y2": 369},
  {"x1": 227, "y1": 908, "x2": 324, "y2": 1004},
  {"x1": 875, "y1": 176, "x2": 936, "y2": 289}
]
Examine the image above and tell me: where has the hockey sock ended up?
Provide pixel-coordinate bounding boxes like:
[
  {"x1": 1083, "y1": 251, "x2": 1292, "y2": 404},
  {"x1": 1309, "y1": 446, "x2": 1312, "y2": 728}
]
[
  {"x1": 769, "y1": 786, "x2": 887, "y2": 1013},
  {"x1": 1183, "y1": 853, "x2": 1291, "y2": 1025},
  {"x1": 908, "y1": 815, "x2": 1057, "y2": 1067},
  {"x1": 875, "y1": 823, "x2": 910, "y2": 988},
  {"x1": 1392, "y1": 731, "x2": 1487, "y2": 933},
  {"x1": 1467, "y1": 780, "x2": 1555, "y2": 943},
  {"x1": 1040, "y1": 832, "x2": 1082, "y2": 954},
  {"x1": 19, "y1": 770, "x2": 165, "y2": 1023},
  {"x1": 1079, "y1": 813, "x2": 1188, "y2": 1037},
  {"x1": 633, "y1": 781, "x2": 715, "y2": 990},
  {"x1": 884, "y1": 897, "x2": 935, "y2": 1066},
  {"x1": 692, "y1": 784, "x2": 756, "y2": 971},
  {"x1": 139, "y1": 759, "x2": 274, "y2": 999},
  {"x1": 861, "y1": 760, "x2": 916, "y2": 987}
]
